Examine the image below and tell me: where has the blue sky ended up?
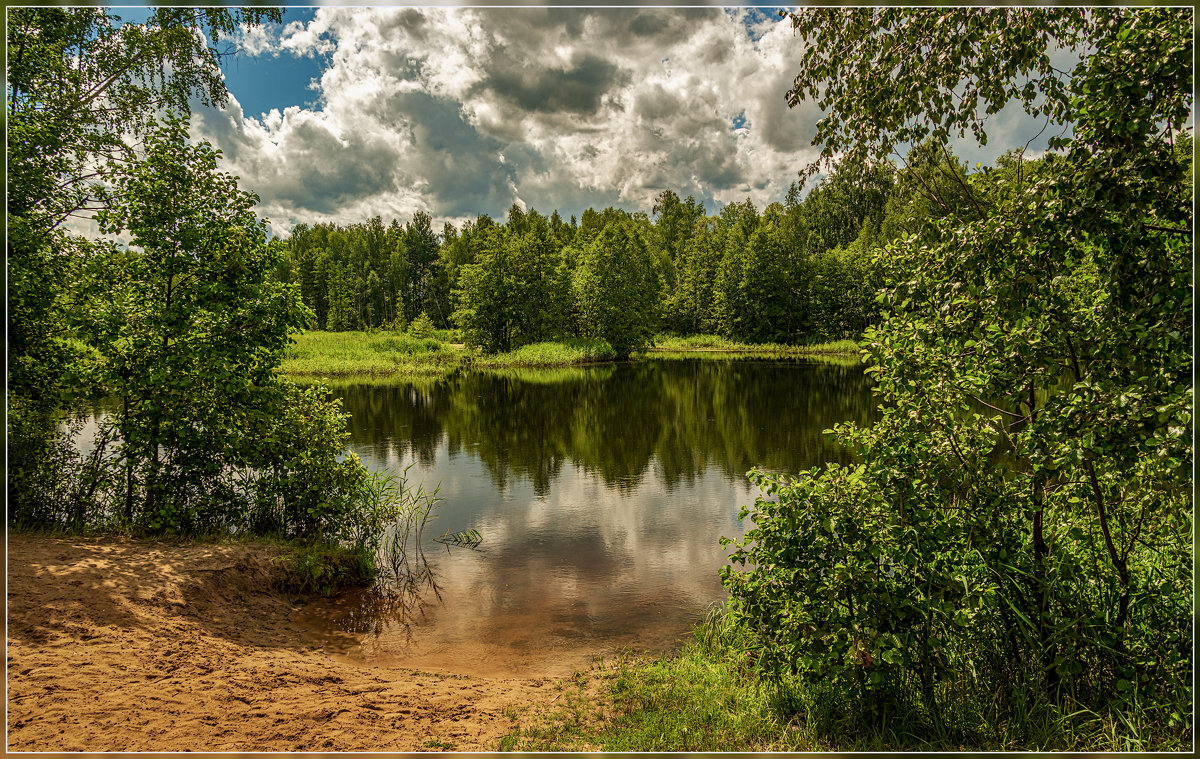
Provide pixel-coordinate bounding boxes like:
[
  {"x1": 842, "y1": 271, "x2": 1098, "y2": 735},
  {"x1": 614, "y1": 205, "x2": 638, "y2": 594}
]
[
  {"x1": 221, "y1": 52, "x2": 324, "y2": 116},
  {"x1": 105, "y1": 6, "x2": 1069, "y2": 237},
  {"x1": 220, "y1": 8, "x2": 326, "y2": 118},
  {"x1": 113, "y1": 6, "x2": 325, "y2": 118}
]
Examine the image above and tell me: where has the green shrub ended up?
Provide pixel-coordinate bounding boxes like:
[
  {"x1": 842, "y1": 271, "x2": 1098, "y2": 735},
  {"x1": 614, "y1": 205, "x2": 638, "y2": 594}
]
[
  {"x1": 272, "y1": 542, "x2": 376, "y2": 595},
  {"x1": 406, "y1": 311, "x2": 436, "y2": 339}
]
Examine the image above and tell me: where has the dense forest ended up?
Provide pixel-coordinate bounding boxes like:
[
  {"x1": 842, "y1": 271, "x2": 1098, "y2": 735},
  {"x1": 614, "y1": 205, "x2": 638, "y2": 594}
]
[{"x1": 272, "y1": 160, "x2": 898, "y2": 354}]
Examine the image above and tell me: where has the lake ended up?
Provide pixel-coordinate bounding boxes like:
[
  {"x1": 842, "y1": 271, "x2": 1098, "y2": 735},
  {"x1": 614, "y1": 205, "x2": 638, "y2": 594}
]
[{"x1": 294, "y1": 356, "x2": 876, "y2": 677}]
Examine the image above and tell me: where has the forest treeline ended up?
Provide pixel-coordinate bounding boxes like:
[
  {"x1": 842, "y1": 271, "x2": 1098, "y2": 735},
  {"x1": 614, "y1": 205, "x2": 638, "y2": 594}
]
[{"x1": 273, "y1": 155, "x2": 920, "y2": 356}]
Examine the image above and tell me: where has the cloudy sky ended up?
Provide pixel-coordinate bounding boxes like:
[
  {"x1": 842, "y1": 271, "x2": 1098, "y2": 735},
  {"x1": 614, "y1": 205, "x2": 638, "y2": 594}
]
[{"x1": 116, "y1": 5, "x2": 1057, "y2": 238}]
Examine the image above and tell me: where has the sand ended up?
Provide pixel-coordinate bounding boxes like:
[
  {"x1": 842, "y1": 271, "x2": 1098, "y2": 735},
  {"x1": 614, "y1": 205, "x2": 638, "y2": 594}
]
[{"x1": 5, "y1": 532, "x2": 564, "y2": 751}]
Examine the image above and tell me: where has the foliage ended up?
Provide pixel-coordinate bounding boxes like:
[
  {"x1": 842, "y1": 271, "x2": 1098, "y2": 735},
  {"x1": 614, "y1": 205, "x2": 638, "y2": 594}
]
[
  {"x1": 276, "y1": 173, "x2": 894, "y2": 356},
  {"x1": 366, "y1": 465, "x2": 442, "y2": 589},
  {"x1": 6, "y1": 7, "x2": 280, "y2": 518},
  {"x1": 272, "y1": 542, "x2": 377, "y2": 596},
  {"x1": 6, "y1": 5, "x2": 398, "y2": 558},
  {"x1": 434, "y1": 528, "x2": 483, "y2": 549},
  {"x1": 451, "y1": 209, "x2": 571, "y2": 353},
  {"x1": 502, "y1": 608, "x2": 807, "y2": 751},
  {"x1": 475, "y1": 338, "x2": 616, "y2": 368},
  {"x1": 573, "y1": 220, "x2": 662, "y2": 359},
  {"x1": 725, "y1": 6, "x2": 1193, "y2": 746},
  {"x1": 406, "y1": 311, "x2": 437, "y2": 339},
  {"x1": 280, "y1": 330, "x2": 458, "y2": 379},
  {"x1": 783, "y1": 6, "x2": 1089, "y2": 184}
]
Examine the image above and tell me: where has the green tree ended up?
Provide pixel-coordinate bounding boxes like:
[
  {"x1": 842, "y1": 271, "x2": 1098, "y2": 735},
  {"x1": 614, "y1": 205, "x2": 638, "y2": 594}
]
[
  {"x1": 6, "y1": 7, "x2": 281, "y2": 519},
  {"x1": 80, "y1": 116, "x2": 368, "y2": 538},
  {"x1": 573, "y1": 220, "x2": 662, "y2": 359},
  {"x1": 669, "y1": 221, "x2": 723, "y2": 335},
  {"x1": 402, "y1": 211, "x2": 442, "y2": 323},
  {"x1": 452, "y1": 227, "x2": 516, "y2": 353},
  {"x1": 325, "y1": 259, "x2": 357, "y2": 332},
  {"x1": 653, "y1": 190, "x2": 708, "y2": 333},
  {"x1": 452, "y1": 215, "x2": 569, "y2": 353},
  {"x1": 725, "y1": 6, "x2": 1193, "y2": 740}
]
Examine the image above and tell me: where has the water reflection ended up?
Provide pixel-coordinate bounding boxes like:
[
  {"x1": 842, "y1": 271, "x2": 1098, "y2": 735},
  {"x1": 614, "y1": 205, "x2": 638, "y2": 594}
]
[
  {"x1": 340, "y1": 357, "x2": 873, "y2": 492},
  {"x1": 297, "y1": 357, "x2": 876, "y2": 677}
]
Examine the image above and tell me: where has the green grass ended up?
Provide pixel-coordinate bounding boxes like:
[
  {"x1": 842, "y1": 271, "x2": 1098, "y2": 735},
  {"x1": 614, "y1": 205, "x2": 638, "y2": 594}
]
[
  {"x1": 502, "y1": 608, "x2": 813, "y2": 751},
  {"x1": 500, "y1": 606, "x2": 1190, "y2": 752},
  {"x1": 279, "y1": 330, "x2": 467, "y2": 379},
  {"x1": 649, "y1": 333, "x2": 861, "y2": 356},
  {"x1": 279, "y1": 330, "x2": 861, "y2": 382},
  {"x1": 474, "y1": 338, "x2": 616, "y2": 368}
]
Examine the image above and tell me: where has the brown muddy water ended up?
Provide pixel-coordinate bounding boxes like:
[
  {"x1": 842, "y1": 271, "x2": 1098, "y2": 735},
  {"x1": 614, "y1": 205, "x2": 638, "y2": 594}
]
[{"x1": 293, "y1": 357, "x2": 876, "y2": 677}]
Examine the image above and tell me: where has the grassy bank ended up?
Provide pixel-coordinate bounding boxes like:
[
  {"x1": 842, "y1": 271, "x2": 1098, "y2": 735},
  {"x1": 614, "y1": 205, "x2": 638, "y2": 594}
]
[
  {"x1": 279, "y1": 330, "x2": 467, "y2": 378},
  {"x1": 647, "y1": 334, "x2": 861, "y2": 356},
  {"x1": 502, "y1": 607, "x2": 1187, "y2": 752},
  {"x1": 279, "y1": 330, "x2": 861, "y2": 381},
  {"x1": 501, "y1": 608, "x2": 809, "y2": 751}
]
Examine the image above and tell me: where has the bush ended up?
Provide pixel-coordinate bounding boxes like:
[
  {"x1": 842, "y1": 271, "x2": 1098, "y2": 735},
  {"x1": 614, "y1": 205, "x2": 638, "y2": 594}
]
[
  {"x1": 725, "y1": 9, "x2": 1192, "y2": 747},
  {"x1": 406, "y1": 311, "x2": 436, "y2": 339},
  {"x1": 272, "y1": 542, "x2": 377, "y2": 596}
]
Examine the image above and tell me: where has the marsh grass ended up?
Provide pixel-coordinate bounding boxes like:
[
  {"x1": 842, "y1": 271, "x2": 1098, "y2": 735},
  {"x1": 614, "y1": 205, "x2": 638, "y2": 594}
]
[
  {"x1": 279, "y1": 330, "x2": 464, "y2": 378},
  {"x1": 280, "y1": 331, "x2": 861, "y2": 382},
  {"x1": 649, "y1": 333, "x2": 861, "y2": 356},
  {"x1": 474, "y1": 338, "x2": 617, "y2": 367},
  {"x1": 280, "y1": 332, "x2": 618, "y2": 379},
  {"x1": 649, "y1": 349, "x2": 863, "y2": 368}
]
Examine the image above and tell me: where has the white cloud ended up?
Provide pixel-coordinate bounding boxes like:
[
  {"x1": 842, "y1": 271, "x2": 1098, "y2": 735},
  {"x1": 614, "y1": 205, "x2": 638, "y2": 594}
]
[{"x1": 198, "y1": 8, "x2": 835, "y2": 236}]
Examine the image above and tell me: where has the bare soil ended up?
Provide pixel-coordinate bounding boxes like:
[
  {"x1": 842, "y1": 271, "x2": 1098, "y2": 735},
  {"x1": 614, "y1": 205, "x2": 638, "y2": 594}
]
[{"x1": 5, "y1": 533, "x2": 560, "y2": 751}]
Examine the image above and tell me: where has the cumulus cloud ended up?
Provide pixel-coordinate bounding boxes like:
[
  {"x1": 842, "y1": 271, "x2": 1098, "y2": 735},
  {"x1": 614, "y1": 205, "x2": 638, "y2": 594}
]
[{"x1": 198, "y1": 7, "x2": 832, "y2": 236}]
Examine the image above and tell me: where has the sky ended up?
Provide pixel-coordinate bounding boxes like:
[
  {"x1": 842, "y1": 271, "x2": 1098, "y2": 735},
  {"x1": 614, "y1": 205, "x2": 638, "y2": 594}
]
[{"x1": 113, "y1": 5, "x2": 1064, "y2": 238}]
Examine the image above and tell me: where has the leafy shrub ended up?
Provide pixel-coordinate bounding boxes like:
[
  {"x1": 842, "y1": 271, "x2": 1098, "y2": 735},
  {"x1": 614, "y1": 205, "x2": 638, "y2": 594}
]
[
  {"x1": 272, "y1": 542, "x2": 376, "y2": 595},
  {"x1": 725, "y1": 8, "x2": 1192, "y2": 746}
]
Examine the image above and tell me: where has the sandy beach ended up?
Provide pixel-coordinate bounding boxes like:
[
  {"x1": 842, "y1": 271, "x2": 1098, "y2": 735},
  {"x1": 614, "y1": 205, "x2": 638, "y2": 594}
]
[{"x1": 5, "y1": 532, "x2": 562, "y2": 751}]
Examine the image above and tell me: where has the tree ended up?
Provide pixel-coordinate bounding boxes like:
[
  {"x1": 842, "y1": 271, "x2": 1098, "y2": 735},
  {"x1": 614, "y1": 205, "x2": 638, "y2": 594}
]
[
  {"x1": 573, "y1": 220, "x2": 662, "y2": 359},
  {"x1": 668, "y1": 220, "x2": 722, "y2": 335},
  {"x1": 6, "y1": 7, "x2": 281, "y2": 519},
  {"x1": 402, "y1": 211, "x2": 441, "y2": 323},
  {"x1": 452, "y1": 214, "x2": 569, "y2": 352},
  {"x1": 452, "y1": 227, "x2": 516, "y2": 353},
  {"x1": 71, "y1": 116, "x2": 369, "y2": 540},
  {"x1": 653, "y1": 190, "x2": 708, "y2": 334},
  {"x1": 800, "y1": 160, "x2": 894, "y2": 254},
  {"x1": 725, "y1": 6, "x2": 1192, "y2": 737},
  {"x1": 325, "y1": 259, "x2": 357, "y2": 332}
]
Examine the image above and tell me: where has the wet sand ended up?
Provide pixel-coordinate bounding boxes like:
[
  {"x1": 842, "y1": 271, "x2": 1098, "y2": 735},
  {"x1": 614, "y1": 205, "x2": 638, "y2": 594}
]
[{"x1": 5, "y1": 533, "x2": 564, "y2": 751}]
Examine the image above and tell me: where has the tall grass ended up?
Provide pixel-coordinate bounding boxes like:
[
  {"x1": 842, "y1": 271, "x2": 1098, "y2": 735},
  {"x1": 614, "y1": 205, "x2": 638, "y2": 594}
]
[
  {"x1": 280, "y1": 331, "x2": 862, "y2": 381},
  {"x1": 279, "y1": 330, "x2": 464, "y2": 378},
  {"x1": 474, "y1": 338, "x2": 616, "y2": 368}
]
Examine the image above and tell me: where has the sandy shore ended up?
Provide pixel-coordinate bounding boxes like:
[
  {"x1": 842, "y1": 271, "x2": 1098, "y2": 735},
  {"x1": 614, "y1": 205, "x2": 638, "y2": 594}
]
[{"x1": 5, "y1": 533, "x2": 562, "y2": 751}]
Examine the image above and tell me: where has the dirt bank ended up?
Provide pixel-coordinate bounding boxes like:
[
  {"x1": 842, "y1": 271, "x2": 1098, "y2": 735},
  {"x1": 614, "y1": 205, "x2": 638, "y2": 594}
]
[{"x1": 5, "y1": 533, "x2": 561, "y2": 751}]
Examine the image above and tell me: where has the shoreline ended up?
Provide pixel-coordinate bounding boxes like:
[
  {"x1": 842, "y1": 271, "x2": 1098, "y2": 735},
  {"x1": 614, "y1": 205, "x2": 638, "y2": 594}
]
[
  {"x1": 278, "y1": 331, "x2": 862, "y2": 381},
  {"x1": 5, "y1": 532, "x2": 560, "y2": 751}
]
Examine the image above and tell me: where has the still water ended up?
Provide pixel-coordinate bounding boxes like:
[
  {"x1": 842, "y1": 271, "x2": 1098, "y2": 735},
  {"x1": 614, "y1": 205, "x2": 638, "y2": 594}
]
[{"x1": 295, "y1": 357, "x2": 876, "y2": 677}]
